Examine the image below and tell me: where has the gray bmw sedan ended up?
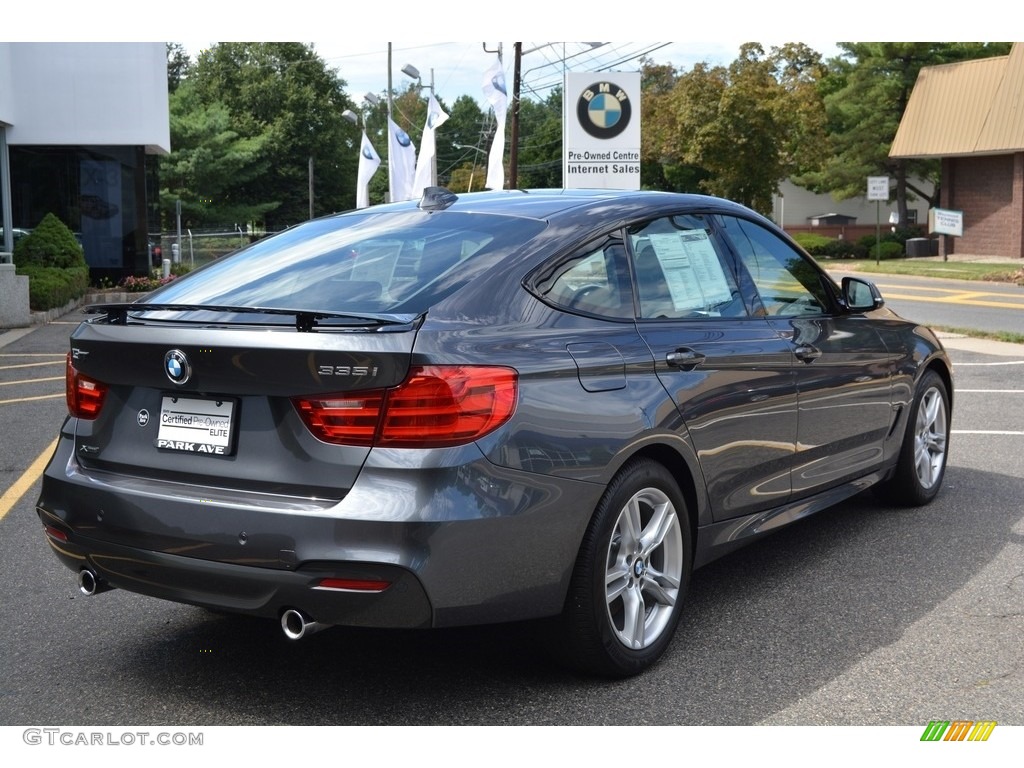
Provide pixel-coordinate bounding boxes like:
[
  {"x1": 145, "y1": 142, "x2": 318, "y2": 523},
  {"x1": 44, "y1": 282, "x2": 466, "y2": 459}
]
[{"x1": 37, "y1": 188, "x2": 952, "y2": 677}]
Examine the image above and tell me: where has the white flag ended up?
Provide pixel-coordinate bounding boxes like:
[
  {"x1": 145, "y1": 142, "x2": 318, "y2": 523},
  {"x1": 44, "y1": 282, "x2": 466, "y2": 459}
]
[
  {"x1": 387, "y1": 116, "x2": 417, "y2": 203},
  {"x1": 411, "y1": 94, "x2": 450, "y2": 199},
  {"x1": 356, "y1": 130, "x2": 381, "y2": 209},
  {"x1": 482, "y1": 55, "x2": 508, "y2": 191}
]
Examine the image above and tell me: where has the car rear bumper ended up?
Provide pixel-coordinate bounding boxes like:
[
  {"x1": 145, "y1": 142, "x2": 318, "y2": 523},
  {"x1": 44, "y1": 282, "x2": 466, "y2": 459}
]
[
  {"x1": 36, "y1": 432, "x2": 603, "y2": 628},
  {"x1": 39, "y1": 524, "x2": 434, "y2": 628}
]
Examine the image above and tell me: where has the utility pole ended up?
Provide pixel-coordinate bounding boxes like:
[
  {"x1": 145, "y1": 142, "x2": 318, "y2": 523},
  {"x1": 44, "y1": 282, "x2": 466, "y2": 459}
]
[{"x1": 508, "y1": 43, "x2": 523, "y2": 189}]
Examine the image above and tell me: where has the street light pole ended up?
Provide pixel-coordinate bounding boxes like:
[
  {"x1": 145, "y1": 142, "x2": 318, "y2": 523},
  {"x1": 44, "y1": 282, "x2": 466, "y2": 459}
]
[{"x1": 402, "y1": 63, "x2": 438, "y2": 185}]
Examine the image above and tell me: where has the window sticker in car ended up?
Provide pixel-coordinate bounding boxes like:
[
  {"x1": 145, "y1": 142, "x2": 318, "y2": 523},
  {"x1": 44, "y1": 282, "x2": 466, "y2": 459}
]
[{"x1": 648, "y1": 231, "x2": 733, "y2": 312}]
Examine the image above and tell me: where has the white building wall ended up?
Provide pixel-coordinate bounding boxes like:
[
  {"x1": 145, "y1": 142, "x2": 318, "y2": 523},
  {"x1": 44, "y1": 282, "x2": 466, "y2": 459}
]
[
  {"x1": 2, "y1": 42, "x2": 169, "y2": 153},
  {"x1": 771, "y1": 179, "x2": 933, "y2": 228},
  {"x1": 0, "y1": 45, "x2": 14, "y2": 125}
]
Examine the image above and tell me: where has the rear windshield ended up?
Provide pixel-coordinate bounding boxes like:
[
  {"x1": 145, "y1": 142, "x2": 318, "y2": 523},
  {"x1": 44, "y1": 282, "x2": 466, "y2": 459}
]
[{"x1": 146, "y1": 210, "x2": 547, "y2": 315}]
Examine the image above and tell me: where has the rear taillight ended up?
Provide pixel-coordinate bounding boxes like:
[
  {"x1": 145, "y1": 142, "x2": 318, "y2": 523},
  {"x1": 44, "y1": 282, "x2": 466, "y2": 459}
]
[
  {"x1": 293, "y1": 365, "x2": 517, "y2": 449},
  {"x1": 66, "y1": 353, "x2": 109, "y2": 419}
]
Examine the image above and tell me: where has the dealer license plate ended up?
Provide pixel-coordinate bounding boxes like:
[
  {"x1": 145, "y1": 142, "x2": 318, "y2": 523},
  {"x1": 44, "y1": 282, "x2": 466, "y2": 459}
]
[{"x1": 156, "y1": 395, "x2": 236, "y2": 455}]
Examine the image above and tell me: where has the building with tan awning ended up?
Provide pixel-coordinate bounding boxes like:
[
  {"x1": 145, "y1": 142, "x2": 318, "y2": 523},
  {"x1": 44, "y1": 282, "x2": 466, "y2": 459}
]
[{"x1": 890, "y1": 43, "x2": 1024, "y2": 259}]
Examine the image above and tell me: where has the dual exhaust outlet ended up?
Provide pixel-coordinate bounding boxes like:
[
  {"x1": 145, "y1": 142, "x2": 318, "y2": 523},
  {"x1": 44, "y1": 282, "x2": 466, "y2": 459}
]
[
  {"x1": 280, "y1": 608, "x2": 324, "y2": 641},
  {"x1": 77, "y1": 570, "x2": 322, "y2": 641},
  {"x1": 78, "y1": 568, "x2": 113, "y2": 596}
]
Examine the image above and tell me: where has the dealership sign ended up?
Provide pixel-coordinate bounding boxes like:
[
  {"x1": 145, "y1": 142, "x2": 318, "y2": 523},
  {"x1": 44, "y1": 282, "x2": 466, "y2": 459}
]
[{"x1": 564, "y1": 72, "x2": 641, "y2": 190}]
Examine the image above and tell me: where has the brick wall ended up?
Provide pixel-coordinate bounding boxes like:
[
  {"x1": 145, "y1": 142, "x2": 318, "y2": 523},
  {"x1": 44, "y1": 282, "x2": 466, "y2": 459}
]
[{"x1": 943, "y1": 154, "x2": 1024, "y2": 258}]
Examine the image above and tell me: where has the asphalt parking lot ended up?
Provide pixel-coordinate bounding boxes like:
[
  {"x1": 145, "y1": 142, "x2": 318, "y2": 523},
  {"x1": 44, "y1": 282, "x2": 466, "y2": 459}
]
[{"x1": 1, "y1": 307, "x2": 1022, "y2": 730}]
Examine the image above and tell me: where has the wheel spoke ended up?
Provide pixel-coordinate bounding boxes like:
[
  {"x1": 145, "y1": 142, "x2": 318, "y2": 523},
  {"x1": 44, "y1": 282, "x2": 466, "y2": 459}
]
[
  {"x1": 640, "y1": 500, "x2": 676, "y2": 555},
  {"x1": 642, "y1": 567, "x2": 678, "y2": 607},
  {"x1": 620, "y1": 497, "x2": 643, "y2": 551},
  {"x1": 619, "y1": 583, "x2": 646, "y2": 649},
  {"x1": 605, "y1": 560, "x2": 630, "y2": 604}
]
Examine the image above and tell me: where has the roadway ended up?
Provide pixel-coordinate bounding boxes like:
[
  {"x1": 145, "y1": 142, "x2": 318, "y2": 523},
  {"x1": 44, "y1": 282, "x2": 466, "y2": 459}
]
[
  {"x1": 828, "y1": 268, "x2": 1024, "y2": 336},
  {"x1": 1, "y1": 296, "x2": 1021, "y2": 743}
]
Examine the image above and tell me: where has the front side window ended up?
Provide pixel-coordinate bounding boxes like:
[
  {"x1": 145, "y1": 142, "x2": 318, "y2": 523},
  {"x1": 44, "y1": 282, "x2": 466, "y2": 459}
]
[
  {"x1": 629, "y1": 215, "x2": 746, "y2": 320},
  {"x1": 717, "y1": 216, "x2": 831, "y2": 317}
]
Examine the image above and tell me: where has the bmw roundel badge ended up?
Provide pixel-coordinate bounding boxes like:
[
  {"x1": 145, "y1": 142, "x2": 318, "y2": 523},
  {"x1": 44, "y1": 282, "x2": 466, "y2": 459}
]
[
  {"x1": 164, "y1": 349, "x2": 191, "y2": 385},
  {"x1": 576, "y1": 81, "x2": 632, "y2": 140}
]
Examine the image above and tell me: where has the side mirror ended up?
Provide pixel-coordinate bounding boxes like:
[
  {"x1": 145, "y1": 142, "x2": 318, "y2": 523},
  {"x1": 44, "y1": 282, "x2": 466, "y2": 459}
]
[{"x1": 842, "y1": 276, "x2": 884, "y2": 312}]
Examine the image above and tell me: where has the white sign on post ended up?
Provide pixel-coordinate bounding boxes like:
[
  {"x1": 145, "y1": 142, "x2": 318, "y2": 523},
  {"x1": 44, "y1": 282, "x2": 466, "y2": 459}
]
[
  {"x1": 867, "y1": 176, "x2": 890, "y2": 201},
  {"x1": 564, "y1": 72, "x2": 642, "y2": 190},
  {"x1": 930, "y1": 208, "x2": 964, "y2": 237}
]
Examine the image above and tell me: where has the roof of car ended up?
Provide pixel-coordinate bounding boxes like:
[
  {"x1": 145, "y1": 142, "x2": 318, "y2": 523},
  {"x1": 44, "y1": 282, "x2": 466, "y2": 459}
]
[{"x1": 346, "y1": 188, "x2": 761, "y2": 225}]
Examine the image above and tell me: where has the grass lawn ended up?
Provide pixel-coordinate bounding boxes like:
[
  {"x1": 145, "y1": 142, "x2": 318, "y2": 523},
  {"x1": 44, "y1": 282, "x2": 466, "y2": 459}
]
[
  {"x1": 817, "y1": 257, "x2": 1024, "y2": 344},
  {"x1": 819, "y1": 258, "x2": 1023, "y2": 284}
]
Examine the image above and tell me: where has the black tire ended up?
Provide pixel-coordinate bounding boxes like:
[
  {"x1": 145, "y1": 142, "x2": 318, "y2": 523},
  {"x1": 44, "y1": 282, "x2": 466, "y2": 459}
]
[
  {"x1": 560, "y1": 458, "x2": 692, "y2": 678},
  {"x1": 877, "y1": 369, "x2": 950, "y2": 506}
]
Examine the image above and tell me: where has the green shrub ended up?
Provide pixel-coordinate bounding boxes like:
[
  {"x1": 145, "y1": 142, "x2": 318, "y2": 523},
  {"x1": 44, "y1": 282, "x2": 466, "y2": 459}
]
[
  {"x1": 11, "y1": 214, "x2": 90, "y2": 310},
  {"x1": 17, "y1": 264, "x2": 90, "y2": 311},
  {"x1": 12, "y1": 213, "x2": 85, "y2": 269},
  {"x1": 858, "y1": 234, "x2": 878, "y2": 250},
  {"x1": 870, "y1": 241, "x2": 904, "y2": 260},
  {"x1": 791, "y1": 233, "x2": 833, "y2": 252},
  {"x1": 802, "y1": 238, "x2": 867, "y2": 259}
]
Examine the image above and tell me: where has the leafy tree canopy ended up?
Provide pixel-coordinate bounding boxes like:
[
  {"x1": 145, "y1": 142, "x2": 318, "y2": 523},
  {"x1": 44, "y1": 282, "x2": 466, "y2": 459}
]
[{"x1": 163, "y1": 42, "x2": 359, "y2": 230}]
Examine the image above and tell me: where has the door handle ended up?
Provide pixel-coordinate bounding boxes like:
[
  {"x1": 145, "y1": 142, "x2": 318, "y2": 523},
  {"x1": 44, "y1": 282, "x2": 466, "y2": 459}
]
[
  {"x1": 794, "y1": 344, "x2": 822, "y2": 363},
  {"x1": 666, "y1": 348, "x2": 705, "y2": 370}
]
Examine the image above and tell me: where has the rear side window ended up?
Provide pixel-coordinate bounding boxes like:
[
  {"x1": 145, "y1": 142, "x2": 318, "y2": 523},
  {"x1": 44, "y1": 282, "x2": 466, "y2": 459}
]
[
  {"x1": 146, "y1": 211, "x2": 547, "y2": 315},
  {"x1": 532, "y1": 237, "x2": 634, "y2": 319}
]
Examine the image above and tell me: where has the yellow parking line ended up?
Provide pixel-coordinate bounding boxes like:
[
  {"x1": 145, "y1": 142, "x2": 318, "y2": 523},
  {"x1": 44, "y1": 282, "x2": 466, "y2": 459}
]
[
  {"x1": 0, "y1": 437, "x2": 58, "y2": 521},
  {"x1": 0, "y1": 376, "x2": 64, "y2": 387},
  {"x1": 881, "y1": 291, "x2": 1024, "y2": 310},
  {"x1": 0, "y1": 361, "x2": 65, "y2": 371},
  {"x1": 0, "y1": 393, "x2": 65, "y2": 405}
]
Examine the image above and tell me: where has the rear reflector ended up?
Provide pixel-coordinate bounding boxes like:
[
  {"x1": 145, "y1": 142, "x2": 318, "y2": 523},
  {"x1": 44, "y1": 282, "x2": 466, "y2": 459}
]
[
  {"x1": 314, "y1": 578, "x2": 391, "y2": 593},
  {"x1": 294, "y1": 365, "x2": 517, "y2": 449},
  {"x1": 43, "y1": 525, "x2": 68, "y2": 543},
  {"x1": 66, "y1": 353, "x2": 109, "y2": 420}
]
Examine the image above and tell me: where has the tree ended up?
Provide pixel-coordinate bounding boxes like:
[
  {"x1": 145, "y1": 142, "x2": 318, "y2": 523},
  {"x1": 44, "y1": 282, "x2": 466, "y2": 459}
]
[
  {"x1": 159, "y1": 79, "x2": 273, "y2": 228},
  {"x1": 186, "y1": 43, "x2": 359, "y2": 228},
  {"x1": 688, "y1": 44, "x2": 787, "y2": 212},
  {"x1": 166, "y1": 43, "x2": 191, "y2": 94},
  {"x1": 515, "y1": 88, "x2": 563, "y2": 189},
  {"x1": 797, "y1": 42, "x2": 1013, "y2": 225},
  {"x1": 437, "y1": 95, "x2": 487, "y2": 188}
]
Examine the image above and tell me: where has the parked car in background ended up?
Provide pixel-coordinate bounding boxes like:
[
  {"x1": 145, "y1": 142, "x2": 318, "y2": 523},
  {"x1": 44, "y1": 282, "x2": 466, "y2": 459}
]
[
  {"x1": 37, "y1": 188, "x2": 952, "y2": 677},
  {"x1": 1, "y1": 227, "x2": 32, "y2": 250}
]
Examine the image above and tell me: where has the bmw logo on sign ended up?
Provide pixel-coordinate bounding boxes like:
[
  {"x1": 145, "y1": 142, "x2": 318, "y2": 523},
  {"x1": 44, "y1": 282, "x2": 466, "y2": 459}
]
[
  {"x1": 577, "y1": 81, "x2": 632, "y2": 139},
  {"x1": 164, "y1": 349, "x2": 192, "y2": 385}
]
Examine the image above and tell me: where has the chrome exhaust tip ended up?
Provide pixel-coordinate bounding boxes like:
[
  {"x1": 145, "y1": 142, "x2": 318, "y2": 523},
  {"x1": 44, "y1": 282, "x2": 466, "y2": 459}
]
[
  {"x1": 78, "y1": 568, "x2": 111, "y2": 596},
  {"x1": 281, "y1": 609, "x2": 323, "y2": 640}
]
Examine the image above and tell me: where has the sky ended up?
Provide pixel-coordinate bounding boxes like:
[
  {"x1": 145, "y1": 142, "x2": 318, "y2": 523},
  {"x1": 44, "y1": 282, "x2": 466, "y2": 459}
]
[
  {"x1": 12, "y1": 0, "x2": 1001, "y2": 112},
  {"x1": 211, "y1": 41, "x2": 843, "y2": 109}
]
